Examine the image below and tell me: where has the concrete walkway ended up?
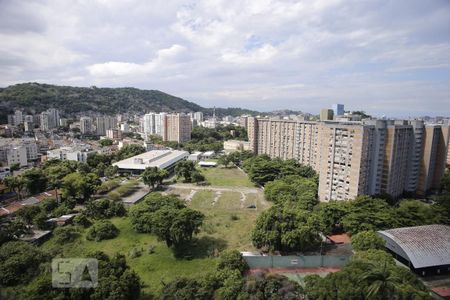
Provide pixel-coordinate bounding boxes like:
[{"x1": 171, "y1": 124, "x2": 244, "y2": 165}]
[{"x1": 168, "y1": 183, "x2": 262, "y2": 194}]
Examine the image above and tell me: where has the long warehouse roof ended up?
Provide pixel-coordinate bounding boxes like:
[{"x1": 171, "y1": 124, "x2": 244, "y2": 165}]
[
  {"x1": 378, "y1": 225, "x2": 450, "y2": 269},
  {"x1": 112, "y1": 150, "x2": 189, "y2": 170}
]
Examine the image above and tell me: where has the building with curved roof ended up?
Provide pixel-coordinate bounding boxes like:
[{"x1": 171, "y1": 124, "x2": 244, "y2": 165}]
[{"x1": 378, "y1": 225, "x2": 450, "y2": 276}]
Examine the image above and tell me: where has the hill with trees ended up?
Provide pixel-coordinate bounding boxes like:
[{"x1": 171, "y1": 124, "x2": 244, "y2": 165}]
[{"x1": 0, "y1": 82, "x2": 260, "y2": 122}]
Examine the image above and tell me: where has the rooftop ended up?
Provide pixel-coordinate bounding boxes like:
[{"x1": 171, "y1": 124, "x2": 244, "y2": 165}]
[
  {"x1": 113, "y1": 150, "x2": 189, "y2": 170},
  {"x1": 378, "y1": 224, "x2": 450, "y2": 269}
]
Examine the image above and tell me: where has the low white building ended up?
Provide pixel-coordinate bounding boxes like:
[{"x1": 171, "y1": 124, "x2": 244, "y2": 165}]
[
  {"x1": 188, "y1": 152, "x2": 202, "y2": 161},
  {"x1": 113, "y1": 150, "x2": 189, "y2": 174},
  {"x1": 47, "y1": 146, "x2": 96, "y2": 162},
  {"x1": 0, "y1": 139, "x2": 38, "y2": 167}
]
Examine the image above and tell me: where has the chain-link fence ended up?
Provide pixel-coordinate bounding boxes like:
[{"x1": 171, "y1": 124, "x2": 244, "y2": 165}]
[{"x1": 244, "y1": 255, "x2": 350, "y2": 269}]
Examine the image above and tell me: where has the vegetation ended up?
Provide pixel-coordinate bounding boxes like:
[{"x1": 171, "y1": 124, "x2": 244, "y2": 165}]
[
  {"x1": 264, "y1": 175, "x2": 318, "y2": 210},
  {"x1": 252, "y1": 206, "x2": 322, "y2": 252},
  {"x1": 151, "y1": 124, "x2": 248, "y2": 152},
  {"x1": 86, "y1": 220, "x2": 119, "y2": 241},
  {"x1": 199, "y1": 166, "x2": 254, "y2": 187},
  {"x1": 0, "y1": 241, "x2": 47, "y2": 287},
  {"x1": 21, "y1": 252, "x2": 141, "y2": 300},
  {"x1": 351, "y1": 230, "x2": 386, "y2": 251},
  {"x1": 53, "y1": 225, "x2": 80, "y2": 244},
  {"x1": 99, "y1": 138, "x2": 113, "y2": 146},
  {"x1": 160, "y1": 250, "x2": 303, "y2": 299},
  {"x1": 242, "y1": 155, "x2": 316, "y2": 186},
  {"x1": 0, "y1": 82, "x2": 203, "y2": 121},
  {"x1": 304, "y1": 250, "x2": 432, "y2": 299},
  {"x1": 141, "y1": 166, "x2": 169, "y2": 189},
  {"x1": 84, "y1": 199, "x2": 126, "y2": 219},
  {"x1": 130, "y1": 193, "x2": 204, "y2": 252},
  {"x1": 217, "y1": 150, "x2": 254, "y2": 168},
  {"x1": 175, "y1": 160, "x2": 197, "y2": 183}
]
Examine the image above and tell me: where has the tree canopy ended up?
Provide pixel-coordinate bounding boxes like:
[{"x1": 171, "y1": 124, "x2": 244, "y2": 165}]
[{"x1": 130, "y1": 193, "x2": 204, "y2": 250}]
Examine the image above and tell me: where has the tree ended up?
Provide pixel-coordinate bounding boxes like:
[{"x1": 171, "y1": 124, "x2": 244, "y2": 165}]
[
  {"x1": 142, "y1": 167, "x2": 162, "y2": 189},
  {"x1": 304, "y1": 250, "x2": 432, "y2": 300},
  {"x1": 86, "y1": 220, "x2": 119, "y2": 241},
  {"x1": 175, "y1": 160, "x2": 196, "y2": 183},
  {"x1": 252, "y1": 206, "x2": 322, "y2": 252},
  {"x1": 130, "y1": 193, "x2": 204, "y2": 250},
  {"x1": 341, "y1": 196, "x2": 397, "y2": 234},
  {"x1": 3, "y1": 176, "x2": 25, "y2": 200},
  {"x1": 0, "y1": 241, "x2": 47, "y2": 286},
  {"x1": 264, "y1": 175, "x2": 318, "y2": 210},
  {"x1": 351, "y1": 230, "x2": 385, "y2": 251},
  {"x1": 15, "y1": 205, "x2": 42, "y2": 225},
  {"x1": 218, "y1": 154, "x2": 232, "y2": 168},
  {"x1": 22, "y1": 168, "x2": 48, "y2": 195},
  {"x1": 99, "y1": 138, "x2": 113, "y2": 147},
  {"x1": 361, "y1": 263, "x2": 402, "y2": 300},
  {"x1": 84, "y1": 199, "x2": 126, "y2": 219},
  {"x1": 61, "y1": 172, "x2": 100, "y2": 203},
  {"x1": 395, "y1": 200, "x2": 447, "y2": 227},
  {"x1": 45, "y1": 164, "x2": 72, "y2": 202},
  {"x1": 239, "y1": 273, "x2": 304, "y2": 300},
  {"x1": 191, "y1": 171, "x2": 205, "y2": 184},
  {"x1": 217, "y1": 250, "x2": 248, "y2": 275}
]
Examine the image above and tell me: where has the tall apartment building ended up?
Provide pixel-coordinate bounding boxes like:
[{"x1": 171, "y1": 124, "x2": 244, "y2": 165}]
[
  {"x1": 320, "y1": 109, "x2": 334, "y2": 121},
  {"x1": 332, "y1": 104, "x2": 345, "y2": 116},
  {"x1": 194, "y1": 112, "x2": 204, "y2": 123},
  {"x1": 80, "y1": 117, "x2": 93, "y2": 134},
  {"x1": 143, "y1": 112, "x2": 167, "y2": 138},
  {"x1": 248, "y1": 117, "x2": 450, "y2": 201},
  {"x1": 95, "y1": 116, "x2": 117, "y2": 136},
  {"x1": 40, "y1": 108, "x2": 60, "y2": 131},
  {"x1": 164, "y1": 113, "x2": 192, "y2": 143}
]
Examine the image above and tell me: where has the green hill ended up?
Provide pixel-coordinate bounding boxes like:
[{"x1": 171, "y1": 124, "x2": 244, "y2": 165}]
[
  {"x1": 0, "y1": 82, "x2": 261, "y2": 122},
  {"x1": 0, "y1": 82, "x2": 203, "y2": 117}
]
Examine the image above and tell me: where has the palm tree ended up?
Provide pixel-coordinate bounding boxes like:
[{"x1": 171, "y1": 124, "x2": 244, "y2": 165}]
[{"x1": 361, "y1": 262, "x2": 402, "y2": 299}]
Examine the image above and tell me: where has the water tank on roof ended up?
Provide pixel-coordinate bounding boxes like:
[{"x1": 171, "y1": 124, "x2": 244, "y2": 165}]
[{"x1": 134, "y1": 158, "x2": 143, "y2": 164}]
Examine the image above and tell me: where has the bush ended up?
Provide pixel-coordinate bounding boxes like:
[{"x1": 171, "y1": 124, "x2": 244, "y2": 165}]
[
  {"x1": 73, "y1": 214, "x2": 92, "y2": 228},
  {"x1": 53, "y1": 225, "x2": 80, "y2": 244},
  {"x1": 86, "y1": 221, "x2": 119, "y2": 241},
  {"x1": 351, "y1": 230, "x2": 385, "y2": 251}
]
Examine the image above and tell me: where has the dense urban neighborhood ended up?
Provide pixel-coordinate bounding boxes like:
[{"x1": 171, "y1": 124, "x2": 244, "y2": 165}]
[{"x1": 0, "y1": 93, "x2": 449, "y2": 299}]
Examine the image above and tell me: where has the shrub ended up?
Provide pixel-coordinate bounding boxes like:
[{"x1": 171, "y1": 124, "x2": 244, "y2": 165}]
[
  {"x1": 86, "y1": 221, "x2": 119, "y2": 241},
  {"x1": 53, "y1": 226, "x2": 80, "y2": 244}
]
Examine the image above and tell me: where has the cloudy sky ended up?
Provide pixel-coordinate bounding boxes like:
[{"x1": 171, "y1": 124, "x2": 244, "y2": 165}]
[{"x1": 1, "y1": 0, "x2": 449, "y2": 117}]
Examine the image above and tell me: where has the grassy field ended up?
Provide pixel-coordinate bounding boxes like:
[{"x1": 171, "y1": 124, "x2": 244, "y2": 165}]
[
  {"x1": 40, "y1": 169, "x2": 268, "y2": 296},
  {"x1": 42, "y1": 217, "x2": 217, "y2": 296},
  {"x1": 199, "y1": 167, "x2": 255, "y2": 187}
]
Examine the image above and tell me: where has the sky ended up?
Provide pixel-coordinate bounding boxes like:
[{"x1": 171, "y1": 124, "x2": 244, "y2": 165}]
[{"x1": 0, "y1": 0, "x2": 449, "y2": 117}]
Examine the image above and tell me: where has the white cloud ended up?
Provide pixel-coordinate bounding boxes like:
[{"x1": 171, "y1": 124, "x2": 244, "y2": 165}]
[{"x1": 0, "y1": 0, "x2": 449, "y2": 116}]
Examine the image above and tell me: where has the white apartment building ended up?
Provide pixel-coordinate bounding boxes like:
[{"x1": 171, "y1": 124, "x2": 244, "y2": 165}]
[
  {"x1": 47, "y1": 146, "x2": 96, "y2": 163},
  {"x1": 0, "y1": 139, "x2": 38, "y2": 167},
  {"x1": 80, "y1": 117, "x2": 93, "y2": 134}
]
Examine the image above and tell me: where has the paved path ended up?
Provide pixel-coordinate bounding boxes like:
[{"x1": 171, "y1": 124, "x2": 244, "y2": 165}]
[
  {"x1": 121, "y1": 182, "x2": 151, "y2": 205},
  {"x1": 168, "y1": 183, "x2": 262, "y2": 194}
]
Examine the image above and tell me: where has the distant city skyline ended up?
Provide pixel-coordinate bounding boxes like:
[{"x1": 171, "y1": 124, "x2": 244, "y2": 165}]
[{"x1": 1, "y1": 0, "x2": 449, "y2": 117}]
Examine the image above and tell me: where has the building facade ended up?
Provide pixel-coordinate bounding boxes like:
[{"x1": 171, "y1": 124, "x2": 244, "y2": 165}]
[
  {"x1": 248, "y1": 117, "x2": 450, "y2": 201},
  {"x1": 164, "y1": 113, "x2": 192, "y2": 143}
]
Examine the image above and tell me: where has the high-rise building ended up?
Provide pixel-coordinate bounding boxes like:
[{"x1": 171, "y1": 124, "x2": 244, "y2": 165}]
[
  {"x1": 332, "y1": 104, "x2": 345, "y2": 116},
  {"x1": 95, "y1": 116, "x2": 117, "y2": 136},
  {"x1": 194, "y1": 112, "x2": 204, "y2": 123},
  {"x1": 40, "y1": 108, "x2": 60, "y2": 131},
  {"x1": 80, "y1": 117, "x2": 93, "y2": 134},
  {"x1": 248, "y1": 117, "x2": 450, "y2": 201},
  {"x1": 164, "y1": 113, "x2": 192, "y2": 143},
  {"x1": 320, "y1": 109, "x2": 334, "y2": 121}
]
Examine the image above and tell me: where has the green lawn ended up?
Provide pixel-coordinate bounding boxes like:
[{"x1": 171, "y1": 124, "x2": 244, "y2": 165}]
[
  {"x1": 187, "y1": 189, "x2": 269, "y2": 251},
  {"x1": 199, "y1": 167, "x2": 255, "y2": 187},
  {"x1": 41, "y1": 217, "x2": 217, "y2": 296}
]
